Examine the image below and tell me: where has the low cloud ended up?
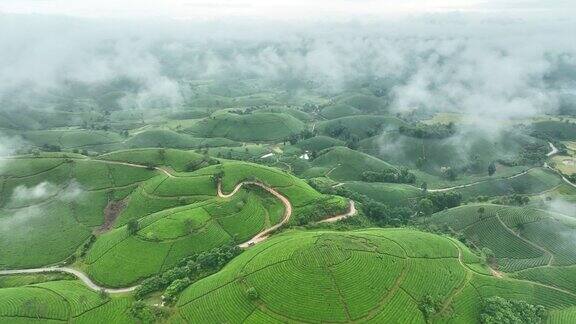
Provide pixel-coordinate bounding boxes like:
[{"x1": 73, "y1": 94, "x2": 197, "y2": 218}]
[
  {"x1": 11, "y1": 182, "x2": 58, "y2": 202},
  {"x1": 59, "y1": 181, "x2": 85, "y2": 202},
  {"x1": 0, "y1": 206, "x2": 42, "y2": 234},
  {"x1": 11, "y1": 180, "x2": 85, "y2": 203},
  {"x1": 545, "y1": 198, "x2": 576, "y2": 217}
]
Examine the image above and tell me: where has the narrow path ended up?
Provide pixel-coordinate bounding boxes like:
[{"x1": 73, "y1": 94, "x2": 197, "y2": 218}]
[
  {"x1": 0, "y1": 179, "x2": 357, "y2": 292},
  {"x1": 425, "y1": 168, "x2": 534, "y2": 193},
  {"x1": 495, "y1": 211, "x2": 555, "y2": 266},
  {"x1": 0, "y1": 267, "x2": 137, "y2": 294},
  {"x1": 547, "y1": 142, "x2": 559, "y2": 157},
  {"x1": 217, "y1": 181, "x2": 293, "y2": 248},
  {"x1": 96, "y1": 159, "x2": 175, "y2": 178},
  {"x1": 544, "y1": 162, "x2": 576, "y2": 189},
  {"x1": 315, "y1": 201, "x2": 356, "y2": 223}
]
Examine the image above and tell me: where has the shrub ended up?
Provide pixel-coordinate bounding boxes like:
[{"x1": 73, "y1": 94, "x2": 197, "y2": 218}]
[
  {"x1": 246, "y1": 287, "x2": 259, "y2": 300},
  {"x1": 480, "y1": 297, "x2": 545, "y2": 324}
]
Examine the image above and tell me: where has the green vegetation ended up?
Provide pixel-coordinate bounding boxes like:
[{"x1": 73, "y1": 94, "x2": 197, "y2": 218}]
[
  {"x1": 185, "y1": 112, "x2": 305, "y2": 142},
  {"x1": 532, "y1": 120, "x2": 576, "y2": 141},
  {"x1": 480, "y1": 297, "x2": 545, "y2": 324},
  {"x1": 0, "y1": 279, "x2": 134, "y2": 323},
  {"x1": 425, "y1": 204, "x2": 576, "y2": 271},
  {"x1": 3, "y1": 80, "x2": 576, "y2": 323},
  {"x1": 173, "y1": 228, "x2": 576, "y2": 323},
  {"x1": 301, "y1": 146, "x2": 397, "y2": 181}
]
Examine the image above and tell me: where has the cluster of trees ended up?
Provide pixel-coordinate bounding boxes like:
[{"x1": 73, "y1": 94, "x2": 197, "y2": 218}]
[
  {"x1": 399, "y1": 122, "x2": 455, "y2": 139},
  {"x1": 416, "y1": 192, "x2": 462, "y2": 217},
  {"x1": 325, "y1": 123, "x2": 381, "y2": 141},
  {"x1": 130, "y1": 301, "x2": 168, "y2": 323},
  {"x1": 497, "y1": 142, "x2": 548, "y2": 167},
  {"x1": 306, "y1": 179, "x2": 413, "y2": 226},
  {"x1": 426, "y1": 192, "x2": 463, "y2": 212},
  {"x1": 134, "y1": 245, "x2": 241, "y2": 301},
  {"x1": 361, "y1": 168, "x2": 416, "y2": 184},
  {"x1": 493, "y1": 194, "x2": 530, "y2": 206},
  {"x1": 296, "y1": 196, "x2": 349, "y2": 225},
  {"x1": 440, "y1": 166, "x2": 458, "y2": 181},
  {"x1": 419, "y1": 294, "x2": 442, "y2": 320},
  {"x1": 41, "y1": 144, "x2": 62, "y2": 152},
  {"x1": 285, "y1": 129, "x2": 317, "y2": 145},
  {"x1": 185, "y1": 153, "x2": 220, "y2": 171},
  {"x1": 480, "y1": 297, "x2": 546, "y2": 324},
  {"x1": 363, "y1": 200, "x2": 413, "y2": 226}
]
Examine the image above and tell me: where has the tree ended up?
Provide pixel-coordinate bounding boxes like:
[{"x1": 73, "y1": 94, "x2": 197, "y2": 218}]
[
  {"x1": 478, "y1": 207, "x2": 486, "y2": 219},
  {"x1": 363, "y1": 200, "x2": 390, "y2": 223},
  {"x1": 488, "y1": 161, "x2": 496, "y2": 176},
  {"x1": 246, "y1": 287, "x2": 259, "y2": 300},
  {"x1": 480, "y1": 297, "x2": 545, "y2": 324},
  {"x1": 420, "y1": 182, "x2": 428, "y2": 192},
  {"x1": 99, "y1": 289, "x2": 110, "y2": 300},
  {"x1": 441, "y1": 167, "x2": 458, "y2": 181},
  {"x1": 418, "y1": 198, "x2": 434, "y2": 217},
  {"x1": 127, "y1": 219, "x2": 139, "y2": 235}
]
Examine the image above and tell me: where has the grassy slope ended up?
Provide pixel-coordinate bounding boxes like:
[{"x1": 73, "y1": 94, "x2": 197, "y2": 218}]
[
  {"x1": 426, "y1": 204, "x2": 576, "y2": 272},
  {"x1": 0, "y1": 280, "x2": 133, "y2": 323},
  {"x1": 0, "y1": 157, "x2": 156, "y2": 269},
  {"x1": 81, "y1": 160, "x2": 345, "y2": 287},
  {"x1": 302, "y1": 146, "x2": 397, "y2": 181},
  {"x1": 185, "y1": 112, "x2": 305, "y2": 142},
  {"x1": 174, "y1": 228, "x2": 576, "y2": 323}
]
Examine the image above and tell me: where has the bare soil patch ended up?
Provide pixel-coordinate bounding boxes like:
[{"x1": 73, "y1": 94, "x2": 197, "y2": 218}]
[{"x1": 98, "y1": 198, "x2": 127, "y2": 233}]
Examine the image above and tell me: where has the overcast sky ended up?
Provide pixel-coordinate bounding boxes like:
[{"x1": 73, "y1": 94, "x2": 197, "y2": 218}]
[{"x1": 1, "y1": 0, "x2": 575, "y2": 20}]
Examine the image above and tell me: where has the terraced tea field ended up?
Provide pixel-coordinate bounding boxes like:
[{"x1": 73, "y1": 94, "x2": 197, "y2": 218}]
[
  {"x1": 174, "y1": 228, "x2": 576, "y2": 323},
  {"x1": 427, "y1": 205, "x2": 576, "y2": 272}
]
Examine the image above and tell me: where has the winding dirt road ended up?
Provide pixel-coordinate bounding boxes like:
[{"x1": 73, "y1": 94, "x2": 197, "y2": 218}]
[
  {"x1": 424, "y1": 168, "x2": 534, "y2": 193},
  {"x1": 547, "y1": 142, "x2": 559, "y2": 157},
  {"x1": 0, "y1": 180, "x2": 357, "y2": 292},
  {"x1": 217, "y1": 181, "x2": 293, "y2": 248},
  {"x1": 218, "y1": 180, "x2": 357, "y2": 247},
  {"x1": 0, "y1": 267, "x2": 137, "y2": 294}
]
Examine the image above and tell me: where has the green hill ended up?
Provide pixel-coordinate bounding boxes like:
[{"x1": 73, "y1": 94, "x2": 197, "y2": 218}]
[
  {"x1": 185, "y1": 112, "x2": 305, "y2": 142},
  {"x1": 320, "y1": 103, "x2": 360, "y2": 119},
  {"x1": 295, "y1": 136, "x2": 345, "y2": 152},
  {"x1": 317, "y1": 115, "x2": 406, "y2": 140},
  {"x1": 532, "y1": 120, "x2": 576, "y2": 141},
  {"x1": 0, "y1": 279, "x2": 133, "y2": 323},
  {"x1": 426, "y1": 204, "x2": 576, "y2": 272},
  {"x1": 342, "y1": 181, "x2": 423, "y2": 207},
  {"x1": 173, "y1": 228, "x2": 576, "y2": 323},
  {"x1": 340, "y1": 94, "x2": 388, "y2": 113},
  {"x1": 302, "y1": 146, "x2": 397, "y2": 181},
  {"x1": 125, "y1": 129, "x2": 237, "y2": 149},
  {"x1": 360, "y1": 130, "x2": 547, "y2": 176}
]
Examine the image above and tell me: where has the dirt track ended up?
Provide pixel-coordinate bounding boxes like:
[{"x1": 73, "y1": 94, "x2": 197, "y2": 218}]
[
  {"x1": 218, "y1": 180, "x2": 357, "y2": 247},
  {"x1": 0, "y1": 179, "x2": 356, "y2": 291}
]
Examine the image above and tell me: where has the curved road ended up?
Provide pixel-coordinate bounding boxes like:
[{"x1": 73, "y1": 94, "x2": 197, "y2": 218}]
[
  {"x1": 0, "y1": 180, "x2": 357, "y2": 293},
  {"x1": 0, "y1": 267, "x2": 138, "y2": 294},
  {"x1": 217, "y1": 180, "x2": 356, "y2": 247}
]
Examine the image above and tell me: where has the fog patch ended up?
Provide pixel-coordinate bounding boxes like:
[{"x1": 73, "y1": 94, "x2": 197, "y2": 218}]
[
  {"x1": 59, "y1": 181, "x2": 85, "y2": 202},
  {"x1": 11, "y1": 180, "x2": 85, "y2": 203},
  {"x1": 11, "y1": 182, "x2": 58, "y2": 202},
  {"x1": 544, "y1": 198, "x2": 576, "y2": 217},
  {"x1": 0, "y1": 206, "x2": 42, "y2": 234}
]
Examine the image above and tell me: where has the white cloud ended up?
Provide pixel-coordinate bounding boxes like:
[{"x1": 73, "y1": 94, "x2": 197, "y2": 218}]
[
  {"x1": 11, "y1": 182, "x2": 58, "y2": 202},
  {"x1": 0, "y1": 206, "x2": 42, "y2": 234}
]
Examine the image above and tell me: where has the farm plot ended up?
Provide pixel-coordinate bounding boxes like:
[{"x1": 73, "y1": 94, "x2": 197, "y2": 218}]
[
  {"x1": 0, "y1": 279, "x2": 133, "y2": 323},
  {"x1": 427, "y1": 204, "x2": 576, "y2": 272},
  {"x1": 84, "y1": 188, "x2": 284, "y2": 287},
  {"x1": 185, "y1": 112, "x2": 305, "y2": 142},
  {"x1": 175, "y1": 228, "x2": 520, "y2": 323}
]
